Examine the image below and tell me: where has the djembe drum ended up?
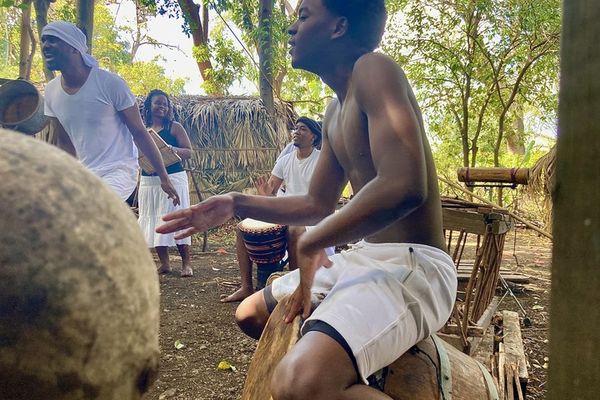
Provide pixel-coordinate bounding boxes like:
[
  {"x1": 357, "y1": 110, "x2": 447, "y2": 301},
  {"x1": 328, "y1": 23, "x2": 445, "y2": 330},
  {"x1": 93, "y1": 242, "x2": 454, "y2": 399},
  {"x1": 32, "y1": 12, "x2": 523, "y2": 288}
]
[{"x1": 238, "y1": 218, "x2": 288, "y2": 289}]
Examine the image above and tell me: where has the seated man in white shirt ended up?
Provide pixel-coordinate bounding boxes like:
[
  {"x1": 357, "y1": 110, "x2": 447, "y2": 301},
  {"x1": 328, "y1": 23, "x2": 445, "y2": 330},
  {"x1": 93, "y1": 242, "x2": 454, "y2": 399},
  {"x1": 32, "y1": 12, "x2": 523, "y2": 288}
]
[{"x1": 221, "y1": 117, "x2": 326, "y2": 303}]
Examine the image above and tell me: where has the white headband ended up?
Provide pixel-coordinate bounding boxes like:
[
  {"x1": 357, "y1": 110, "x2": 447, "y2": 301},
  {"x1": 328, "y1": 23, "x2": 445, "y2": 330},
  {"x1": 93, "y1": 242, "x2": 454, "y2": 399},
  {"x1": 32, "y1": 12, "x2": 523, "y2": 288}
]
[{"x1": 42, "y1": 21, "x2": 99, "y2": 68}]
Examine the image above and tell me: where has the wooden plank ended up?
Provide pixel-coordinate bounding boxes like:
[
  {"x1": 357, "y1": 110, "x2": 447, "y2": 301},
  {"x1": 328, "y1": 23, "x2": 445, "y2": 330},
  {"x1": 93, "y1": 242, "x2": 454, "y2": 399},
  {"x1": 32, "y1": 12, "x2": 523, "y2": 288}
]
[
  {"x1": 505, "y1": 362, "x2": 515, "y2": 400},
  {"x1": 472, "y1": 326, "x2": 495, "y2": 370},
  {"x1": 502, "y1": 310, "x2": 529, "y2": 385},
  {"x1": 513, "y1": 364, "x2": 525, "y2": 400},
  {"x1": 457, "y1": 272, "x2": 530, "y2": 284},
  {"x1": 443, "y1": 208, "x2": 488, "y2": 235},
  {"x1": 439, "y1": 324, "x2": 485, "y2": 337},
  {"x1": 469, "y1": 296, "x2": 501, "y2": 355},
  {"x1": 497, "y1": 343, "x2": 506, "y2": 400}
]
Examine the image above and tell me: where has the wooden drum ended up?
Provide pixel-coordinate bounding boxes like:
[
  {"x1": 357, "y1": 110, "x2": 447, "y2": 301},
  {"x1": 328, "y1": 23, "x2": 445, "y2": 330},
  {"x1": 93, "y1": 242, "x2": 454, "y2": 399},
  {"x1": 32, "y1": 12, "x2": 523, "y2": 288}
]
[
  {"x1": 238, "y1": 218, "x2": 288, "y2": 264},
  {"x1": 242, "y1": 296, "x2": 500, "y2": 400}
]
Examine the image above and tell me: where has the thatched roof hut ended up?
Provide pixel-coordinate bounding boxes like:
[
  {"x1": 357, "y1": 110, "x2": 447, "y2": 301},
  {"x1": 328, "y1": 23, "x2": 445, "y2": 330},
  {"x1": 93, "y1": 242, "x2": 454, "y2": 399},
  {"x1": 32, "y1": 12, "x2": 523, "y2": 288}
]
[
  {"x1": 168, "y1": 96, "x2": 294, "y2": 199},
  {"x1": 528, "y1": 144, "x2": 556, "y2": 230}
]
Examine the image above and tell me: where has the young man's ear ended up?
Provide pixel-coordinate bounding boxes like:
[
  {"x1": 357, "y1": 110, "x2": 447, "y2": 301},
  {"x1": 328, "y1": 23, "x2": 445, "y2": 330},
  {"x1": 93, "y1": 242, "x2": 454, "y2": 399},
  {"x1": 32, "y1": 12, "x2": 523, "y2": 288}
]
[{"x1": 331, "y1": 16, "x2": 349, "y2": 40}]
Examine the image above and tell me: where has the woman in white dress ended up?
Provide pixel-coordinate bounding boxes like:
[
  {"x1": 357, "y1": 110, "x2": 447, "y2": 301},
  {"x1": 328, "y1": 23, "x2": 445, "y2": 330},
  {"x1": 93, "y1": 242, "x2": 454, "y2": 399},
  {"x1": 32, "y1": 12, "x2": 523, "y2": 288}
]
[{"x1": 138, "y1": 89, "x2": 194, "y2": 277}]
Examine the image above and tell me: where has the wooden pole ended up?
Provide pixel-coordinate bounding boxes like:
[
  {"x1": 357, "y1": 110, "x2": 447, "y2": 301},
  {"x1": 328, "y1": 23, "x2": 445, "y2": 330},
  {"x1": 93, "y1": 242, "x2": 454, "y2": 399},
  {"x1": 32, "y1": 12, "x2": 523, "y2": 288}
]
[
  {"x1": 187, "y1": 167, "x2": 208, "y2": 252},
  {"x1": 438, "y1": 175, "x2": 553, "y2": 240},
  {"x1": 457, "y1": 167, "x2": 529, "y2": 185},
  {"x1": 548, "y1": 2, "x2": 600, "y2": 399}
]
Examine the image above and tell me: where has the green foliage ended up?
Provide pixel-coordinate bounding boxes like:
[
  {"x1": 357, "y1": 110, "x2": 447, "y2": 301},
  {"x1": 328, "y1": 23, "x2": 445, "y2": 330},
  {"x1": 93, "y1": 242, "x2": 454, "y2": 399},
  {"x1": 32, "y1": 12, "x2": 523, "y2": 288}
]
[
  {"x1": 383, "y1": 0, "x2": 559, "y2": 175},
  {"x1": 0, "y1": 0, "x2": 184, "y2": 94},
  {"x1": 115, "y1": 60, "x2": 186, "y2": 96},
  {"x1": 0, "y1": 0, "x2": 29, "y2": 10},
  {"x1": 0, "y1": 7, "x2": 19, "y2": 76},
  {"x1": 92, "y1": 4, "x2": 131, "y2": 65},
  {"x1": 48, "y1": 1, "x2": 77, "y2": 22},
  {"x1": 142, "y1": 0, "x2": 327, "y2": 117}
]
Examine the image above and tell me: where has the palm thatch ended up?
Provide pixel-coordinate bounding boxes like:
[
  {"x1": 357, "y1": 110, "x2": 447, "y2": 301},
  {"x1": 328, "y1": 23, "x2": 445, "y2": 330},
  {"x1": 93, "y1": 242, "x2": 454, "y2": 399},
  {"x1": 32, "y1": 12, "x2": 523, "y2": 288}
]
[
  {"x1": 168, "y1": 96, "x2": 294, "y2": 199},
  {"x1": 527, "y1": 144, "x2": 556, "y2": 229}
]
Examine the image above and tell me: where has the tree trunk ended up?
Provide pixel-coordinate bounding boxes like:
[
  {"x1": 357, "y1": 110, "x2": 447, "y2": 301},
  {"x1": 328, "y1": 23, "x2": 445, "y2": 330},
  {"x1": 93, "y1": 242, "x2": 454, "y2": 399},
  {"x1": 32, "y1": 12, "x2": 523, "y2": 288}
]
[
  {"x1": 18, "y1": 0, "x2": 33, "y2": 80},
  {"x1": 77, "y1": 0, "x2": 94, "y2": 52},
  {"x1": 33, "y1": 0, "x2": 54, "y2": 82},
  {"x1": 548, "y1": 3, "x2": 600, "y2": 400},
  {"x1": 259, "y1": 0, "x2": 274, "y2": 115},
  {"x1": 178, "y1": 0, "x2": 220, "y2": 95},
  {"x1": 506, "y1": 103, "x2": 525, "y2": 155}
]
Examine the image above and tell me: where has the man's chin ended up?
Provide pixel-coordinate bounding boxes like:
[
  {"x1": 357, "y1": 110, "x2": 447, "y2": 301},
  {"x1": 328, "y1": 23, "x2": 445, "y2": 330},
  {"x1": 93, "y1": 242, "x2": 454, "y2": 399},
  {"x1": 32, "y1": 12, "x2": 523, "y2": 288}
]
[
  {"x1": 290, "y1": 57, "x2": 315, "y2": 74},
  {"x1": 45, "y1": 61, "x2": 59, "y2": 71}
]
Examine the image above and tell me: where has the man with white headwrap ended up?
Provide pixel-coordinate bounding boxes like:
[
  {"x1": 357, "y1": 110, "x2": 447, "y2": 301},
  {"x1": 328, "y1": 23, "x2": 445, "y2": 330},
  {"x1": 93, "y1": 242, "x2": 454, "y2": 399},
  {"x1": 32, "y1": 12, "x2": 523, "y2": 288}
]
[{"x1": 42, "y1": 21, "x2": 180, "y2": 204}]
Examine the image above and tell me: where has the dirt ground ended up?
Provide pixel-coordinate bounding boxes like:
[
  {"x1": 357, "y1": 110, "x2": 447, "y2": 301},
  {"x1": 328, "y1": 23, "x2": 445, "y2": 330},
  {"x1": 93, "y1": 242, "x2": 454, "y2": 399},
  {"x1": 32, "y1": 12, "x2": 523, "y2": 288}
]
[{"x1": 142, "y1": 224, "x2": 552, "y2": 400}]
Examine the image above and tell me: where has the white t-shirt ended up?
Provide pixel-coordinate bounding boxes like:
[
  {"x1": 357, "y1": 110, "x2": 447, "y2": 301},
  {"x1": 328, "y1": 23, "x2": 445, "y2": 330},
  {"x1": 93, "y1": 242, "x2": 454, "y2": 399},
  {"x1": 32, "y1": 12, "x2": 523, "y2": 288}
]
[
  {"x1": 44, "y1": 67, "x2": 139, "y2": 177},
  {"x1": 271, "y1": 148, "x2": 320, "y2": 196}
]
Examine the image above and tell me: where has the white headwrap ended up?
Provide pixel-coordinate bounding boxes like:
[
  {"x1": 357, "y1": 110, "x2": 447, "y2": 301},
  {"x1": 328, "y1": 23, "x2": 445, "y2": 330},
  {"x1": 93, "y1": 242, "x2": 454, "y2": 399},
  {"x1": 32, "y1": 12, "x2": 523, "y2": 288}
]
[{"x1": 42, "y1": 21, "x2": 99, "y2": 68}]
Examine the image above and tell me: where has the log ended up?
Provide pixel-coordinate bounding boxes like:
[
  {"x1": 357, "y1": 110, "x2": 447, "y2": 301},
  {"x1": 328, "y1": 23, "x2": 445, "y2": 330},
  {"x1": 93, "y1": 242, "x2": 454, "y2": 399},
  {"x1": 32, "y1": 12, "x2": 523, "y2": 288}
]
[
  {"x1": 457, "y1": 167, "x2": 530, "y2": 185},
  {"x1": 502, "y1": 310, "x2": 529, "y2": 392},
  {"x1": 242, "y1": 297, "x2": 499, "y2": 399}
]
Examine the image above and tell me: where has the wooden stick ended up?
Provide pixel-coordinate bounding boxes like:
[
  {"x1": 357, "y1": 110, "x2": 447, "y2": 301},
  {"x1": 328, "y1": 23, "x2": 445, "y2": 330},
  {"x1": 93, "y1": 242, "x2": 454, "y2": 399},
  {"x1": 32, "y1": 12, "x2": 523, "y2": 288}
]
[
  {"x1": 439, "y1": 175, "x2": 553, "y2": 240},
  {"x1": 186, "y1": 166, "x2": 208, "y2": 252},
  {"x1": 514, "y1": 363, "x2": 525, "y2": 400}
]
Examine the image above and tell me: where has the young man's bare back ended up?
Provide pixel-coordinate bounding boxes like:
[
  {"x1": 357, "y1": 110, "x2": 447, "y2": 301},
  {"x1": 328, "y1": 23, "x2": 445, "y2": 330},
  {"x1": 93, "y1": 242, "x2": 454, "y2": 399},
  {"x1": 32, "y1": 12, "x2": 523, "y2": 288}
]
[{"x1": 157, "y1": 1, "x2": 456, "y2": 399}]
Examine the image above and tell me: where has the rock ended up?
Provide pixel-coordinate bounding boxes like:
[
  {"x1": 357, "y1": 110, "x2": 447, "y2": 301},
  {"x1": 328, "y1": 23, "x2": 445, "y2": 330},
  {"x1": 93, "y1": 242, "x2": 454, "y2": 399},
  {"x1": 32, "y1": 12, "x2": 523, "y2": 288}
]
[{"x1": 0, "y1": 129, "x2": 160, "y2": 399}]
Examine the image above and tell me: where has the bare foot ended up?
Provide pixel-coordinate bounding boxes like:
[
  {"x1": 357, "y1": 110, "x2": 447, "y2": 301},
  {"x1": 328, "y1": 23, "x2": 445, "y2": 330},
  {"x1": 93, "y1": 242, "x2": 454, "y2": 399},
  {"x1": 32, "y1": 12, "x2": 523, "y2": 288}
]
[
  {"x1": 181, "y1": 266, "x2": 193, "y2": 277},
  {"x1": 157, "y1": 265, "x2": 172, "y2": 274},
  {"x1": 220, "y1": 287, "x2": 254, "y2": 303}
]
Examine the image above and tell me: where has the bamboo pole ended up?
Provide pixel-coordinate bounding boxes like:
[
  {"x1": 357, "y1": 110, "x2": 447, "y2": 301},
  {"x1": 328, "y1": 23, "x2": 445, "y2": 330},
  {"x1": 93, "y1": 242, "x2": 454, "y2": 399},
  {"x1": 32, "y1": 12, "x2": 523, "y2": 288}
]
[{"x1": 438, "y1": 175, "x2": 553, "y2": 240}]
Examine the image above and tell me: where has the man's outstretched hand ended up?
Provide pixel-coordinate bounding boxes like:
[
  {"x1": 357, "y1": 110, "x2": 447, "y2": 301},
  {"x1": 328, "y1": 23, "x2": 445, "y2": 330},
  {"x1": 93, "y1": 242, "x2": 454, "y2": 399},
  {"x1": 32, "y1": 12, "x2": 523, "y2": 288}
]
[{"x1": 156, "y1": 194, "x2": 234, "y2": 239}]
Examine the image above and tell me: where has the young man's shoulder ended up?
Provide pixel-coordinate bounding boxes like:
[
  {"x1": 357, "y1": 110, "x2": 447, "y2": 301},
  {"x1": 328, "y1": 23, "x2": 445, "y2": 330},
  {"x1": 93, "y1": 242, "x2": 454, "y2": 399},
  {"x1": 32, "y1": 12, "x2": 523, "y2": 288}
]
[
  {"x1": 350, "y1": 52, "x2": 410, "y2": 103},
  {"x1": 353, "y1": 52, "x2": 404, "y2": 77}
]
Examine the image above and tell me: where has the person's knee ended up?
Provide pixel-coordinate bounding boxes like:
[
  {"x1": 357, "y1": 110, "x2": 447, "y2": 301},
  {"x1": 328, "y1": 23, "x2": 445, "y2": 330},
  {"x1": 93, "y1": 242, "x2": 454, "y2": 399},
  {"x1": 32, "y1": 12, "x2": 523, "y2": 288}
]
[
  {"x1": 234, "y1": 295, "x2": 269, "y2": 339},
  {"x1": 271, "y1": 354, "x2": 323, "y2": 400}
]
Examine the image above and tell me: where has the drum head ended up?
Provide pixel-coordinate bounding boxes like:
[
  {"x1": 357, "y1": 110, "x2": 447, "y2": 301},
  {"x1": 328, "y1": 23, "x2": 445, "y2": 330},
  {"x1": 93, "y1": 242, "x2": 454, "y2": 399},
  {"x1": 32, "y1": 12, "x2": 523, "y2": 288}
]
[{"x1": 238, "y1": 218, "x2": 282, "y2": 232}]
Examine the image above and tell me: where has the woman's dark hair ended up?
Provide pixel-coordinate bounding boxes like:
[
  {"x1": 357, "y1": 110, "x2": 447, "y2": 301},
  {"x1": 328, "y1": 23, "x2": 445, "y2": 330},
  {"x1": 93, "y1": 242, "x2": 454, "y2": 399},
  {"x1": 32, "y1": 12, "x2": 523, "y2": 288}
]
[
  {"x1": 322, "y1": 0, "x2": 387, "y2": 52},
  {"x1": 143, "y1": 89, "x2": 173, "y2": 127}
]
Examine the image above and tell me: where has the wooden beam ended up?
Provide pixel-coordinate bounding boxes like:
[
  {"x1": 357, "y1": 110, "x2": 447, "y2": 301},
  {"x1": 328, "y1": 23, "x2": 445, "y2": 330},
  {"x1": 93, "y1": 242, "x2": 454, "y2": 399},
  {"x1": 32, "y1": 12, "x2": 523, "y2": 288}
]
[
  {"x1": 502, "y1": 311, "x2": 528, "y2": 389},
  {"x1": 439, "y1": 175, "x2": 553, "y2": 240},
  {"x1": 549, "y1": 2, "x2": 600, "y2": 399}
]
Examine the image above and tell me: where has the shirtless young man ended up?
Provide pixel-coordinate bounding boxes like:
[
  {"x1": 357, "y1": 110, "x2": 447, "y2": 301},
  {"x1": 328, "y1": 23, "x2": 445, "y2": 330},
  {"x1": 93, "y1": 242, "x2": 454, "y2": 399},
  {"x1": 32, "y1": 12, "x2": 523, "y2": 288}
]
[{"x1": 158, "y1": 1, "x2": 457, "y2": 398}]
